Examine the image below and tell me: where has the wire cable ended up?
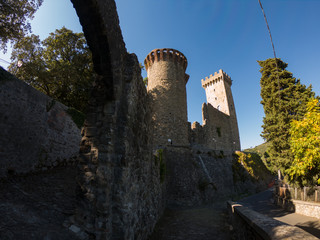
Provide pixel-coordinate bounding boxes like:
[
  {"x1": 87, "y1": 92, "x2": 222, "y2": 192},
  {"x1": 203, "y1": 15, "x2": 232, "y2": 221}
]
[
  {"x1": 258, "y1": 0, "x2": 281, "y2": 105},
  {"x1": 0, "y1": 58, "x2": 11, "y2": 64}
]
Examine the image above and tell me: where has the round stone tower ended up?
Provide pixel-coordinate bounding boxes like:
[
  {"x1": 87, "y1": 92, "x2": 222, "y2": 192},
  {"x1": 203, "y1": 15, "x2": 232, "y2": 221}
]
[{"x1": 144, "y1": 48, "x2": 189, "y2": 147}]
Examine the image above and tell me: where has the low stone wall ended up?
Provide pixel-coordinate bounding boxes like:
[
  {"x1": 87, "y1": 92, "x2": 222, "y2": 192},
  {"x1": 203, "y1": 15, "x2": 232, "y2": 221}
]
[
  {"x1": 274, "y1": 184, "x2": 320, "y2": 219},
  {"x1": 275, "y1": 196, "x2": 320, "y2": 220},
  {"x1": 0, "y1": 67, "x2": 81, "y2": 178},
  {"x1": 228, "y1": 201, "x2": 318, "y2": 240}
]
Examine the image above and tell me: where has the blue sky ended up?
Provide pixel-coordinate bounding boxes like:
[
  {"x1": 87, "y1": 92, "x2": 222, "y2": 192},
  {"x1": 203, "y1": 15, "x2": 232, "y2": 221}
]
[{"x1": 1, "y1": 0, "x2": 319, "y2": 149}]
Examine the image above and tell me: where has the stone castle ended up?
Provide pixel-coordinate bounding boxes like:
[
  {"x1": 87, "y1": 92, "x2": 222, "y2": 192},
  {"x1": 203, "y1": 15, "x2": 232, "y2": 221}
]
[
  {"x1": 144, "y1": 48, "x2": 240, "y2": 153},
  {"x1": 0, "y1": 1, "x2": 244, "y2": 239}
]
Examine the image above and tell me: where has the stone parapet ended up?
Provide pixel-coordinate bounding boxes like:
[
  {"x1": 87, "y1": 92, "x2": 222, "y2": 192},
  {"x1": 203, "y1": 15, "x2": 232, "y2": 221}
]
[
  {"x1": 228, "y1": 201, "x2": 318, "y2": 240},
  {"x1": 144, "y1": 48, "x2": 188, "y2": 77},
  {"x1": 201, "y1": 69, "x2": 232, "y2": 88}
]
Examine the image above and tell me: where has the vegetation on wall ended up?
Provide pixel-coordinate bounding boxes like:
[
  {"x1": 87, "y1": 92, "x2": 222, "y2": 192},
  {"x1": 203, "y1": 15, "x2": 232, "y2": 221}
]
[
  {"x1": 244, "y1": 142, "x2": 273, "y2": 173},
  {"x1": 143, "y1": 77, "x2": 148, "y2": 87},
  {"x1": 258, "y1": 58, "x2": 315, "y2": 174},
  {"x1": 67, "y1": 107, "x2": 86, "y2": 129},
  {"x1": 9, "y1": 27, "x2": 94, "y2": 113},
  {"x1": 154, "y1": 149, "x2": 166, "y2": 183},
  {"x1": 233, "y1": 151, "x2": 272, "y2": 183}
]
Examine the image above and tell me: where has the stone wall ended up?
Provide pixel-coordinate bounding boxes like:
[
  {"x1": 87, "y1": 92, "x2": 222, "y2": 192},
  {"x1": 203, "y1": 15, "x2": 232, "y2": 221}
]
[
  {"x1": 191, "y1": 103, "x2": 237, "y2": 154},
  {"x1": 275, "y1": 196, "x2": 320, "y2": 219},
  {"x1": 165, "y1": 146, "x2": 234, "y2": 207},
  {"x1": 70, "y1": 0, "x2": 165, "y2": 239},
  {"x1": 0, "y1": 67, "x2": 81, "y2": 178},
  {"x1": 228, "y1": 201, "x2": 318, "y2": 240}
]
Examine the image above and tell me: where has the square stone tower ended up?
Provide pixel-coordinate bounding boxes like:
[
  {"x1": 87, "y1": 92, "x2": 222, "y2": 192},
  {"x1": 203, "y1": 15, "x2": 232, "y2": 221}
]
[{"x1": 201, "y1": 69, "x2": 241, "y2": 150}]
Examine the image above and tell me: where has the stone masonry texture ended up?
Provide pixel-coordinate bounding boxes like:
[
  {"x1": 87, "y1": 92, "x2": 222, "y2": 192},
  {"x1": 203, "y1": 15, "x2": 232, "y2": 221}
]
[
  {"x1": 191, "y1": 69, "x2": 241, "y2": 152},
  {"x1": 145, "y1": 48, "x2": 189, "y2": 147},
  {"x1": 0, "y1": 67, "x2": 81, "y2": 178},
  {"x1": 70, "y1": 0, "x2": 165, "y2": 239}
]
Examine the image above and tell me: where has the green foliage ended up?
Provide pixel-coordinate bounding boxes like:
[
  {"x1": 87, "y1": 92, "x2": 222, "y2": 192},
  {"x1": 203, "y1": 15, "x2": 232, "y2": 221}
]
[
  {"x1": 286, "y1": 99, "x2": 320, "y2": 186},
  {"x1": 244, "y1": 142, "x2": 275, "y2": 173},
  {"x1": 258, "y1": 58, "x2": 315, "y2": 173},
  {"x1": 0, "y1": 0, "x2": 43, "y2": 53},
  {"x1": 67, "y1": 107, "x2": 86, "y2": 129},
  {"x1": 9, "y1": 27, "x2": 94, "y2": 112},
  {"x1": 233, "y1": 151, "x2": 272, "y2": 183},
  {"x1": 155, "y1": 149, "x2": 166, "y2": 183},
  {"x1": 139, "y1": 63, "x2": 144, "y2": 70},
  {"x1": 143, "y1": 77, "x2": 148, "y2": 87}
]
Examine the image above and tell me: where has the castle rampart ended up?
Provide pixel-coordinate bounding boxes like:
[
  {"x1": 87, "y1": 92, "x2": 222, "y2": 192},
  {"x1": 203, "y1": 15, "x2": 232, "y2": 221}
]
[
  {"x1": 144, "y1": 48, "x2": 188, "y2": 74},
  {"x1": 145, "y1": 48, "x2": 189, "y2": 147},
  {"x1": 201, "y1": 69, "x2": 232, "y2": 88}
]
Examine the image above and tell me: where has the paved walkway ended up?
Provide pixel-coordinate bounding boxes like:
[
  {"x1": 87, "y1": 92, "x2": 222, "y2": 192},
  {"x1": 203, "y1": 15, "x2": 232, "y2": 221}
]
[
  {"x1": 238, "y1": 188, "x2": 320, "y2": 238},
  {"x1": 149, "y1": 202, "x2": 231, "y2": 240}
]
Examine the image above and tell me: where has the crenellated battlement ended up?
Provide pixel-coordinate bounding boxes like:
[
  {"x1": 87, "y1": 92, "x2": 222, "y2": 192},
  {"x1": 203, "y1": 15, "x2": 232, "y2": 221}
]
[
  {"x1": 144, "y1": 48, "x2": 188, "y2": 71},
  {"x1": 201, "y1": 69, "x2": 232, "y2": 88}
]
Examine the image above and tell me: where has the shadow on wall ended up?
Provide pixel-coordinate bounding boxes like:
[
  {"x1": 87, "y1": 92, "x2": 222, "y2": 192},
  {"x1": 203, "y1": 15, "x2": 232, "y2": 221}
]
[{"x1": 0, "y1": 67, "x2": 81, "y2": 178}]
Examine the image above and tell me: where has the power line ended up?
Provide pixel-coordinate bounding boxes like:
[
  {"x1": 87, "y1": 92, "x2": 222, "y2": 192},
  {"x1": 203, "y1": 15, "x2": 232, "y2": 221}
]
[
  {"x1": 0, "y1": 58, "x2": 11, "y2": 64},
  {"x1": 258, "y1": 0, "x2": 281, "y2": 105}
]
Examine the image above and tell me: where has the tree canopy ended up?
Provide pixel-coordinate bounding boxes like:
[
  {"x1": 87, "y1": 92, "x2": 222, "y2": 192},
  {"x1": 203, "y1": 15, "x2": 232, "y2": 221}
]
[
  {"x1": 258, "y1": 58, "x2": 315, "y2": 173},
  {"x1": 9, "y1": 27, "x2": 94, "y2": 112},
  {"x1": 0, "y1": 0, "x2": 43, "y2": 53},
  {"x1": 286, "y1": 99, "x2": 320, "y2": 186}
]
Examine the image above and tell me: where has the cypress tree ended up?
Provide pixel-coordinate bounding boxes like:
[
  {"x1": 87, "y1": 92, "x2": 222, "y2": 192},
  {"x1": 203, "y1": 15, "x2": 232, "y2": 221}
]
[{"x1": 258, "y1": 58, "x2": 315, "y2": 173}]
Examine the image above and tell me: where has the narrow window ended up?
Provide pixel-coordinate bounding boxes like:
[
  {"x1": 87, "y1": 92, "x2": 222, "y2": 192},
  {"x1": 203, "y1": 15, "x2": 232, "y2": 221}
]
[{"x1": 216, "y1": 127, "x2": 221, "y2": 137}]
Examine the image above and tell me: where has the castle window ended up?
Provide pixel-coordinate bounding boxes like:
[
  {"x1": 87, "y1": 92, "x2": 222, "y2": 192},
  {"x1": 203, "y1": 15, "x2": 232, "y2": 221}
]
[{"x1": 216, "y1": 127, "x2": 221, "y2": 137}]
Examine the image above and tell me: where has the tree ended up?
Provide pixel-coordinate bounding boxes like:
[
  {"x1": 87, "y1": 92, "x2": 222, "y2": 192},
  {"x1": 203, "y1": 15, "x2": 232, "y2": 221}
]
[
  {"x1": 9, "y1": 27, "x2": 94, "y2": 112},
  {"x1": 258, "y1": 58, "x2": 315, "y2": 173},
  {"x1": 0, "y1": 0, "x2": 43, "y2": 53},
  {"x1": 286, "y1": 99, "x2": 320, "y2": 186}
]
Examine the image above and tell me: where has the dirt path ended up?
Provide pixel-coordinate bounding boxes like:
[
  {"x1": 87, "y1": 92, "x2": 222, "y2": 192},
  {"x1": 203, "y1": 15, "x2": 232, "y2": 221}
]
[{"x1": 149, "y1": 202, "x2": 231, "y2": 240}]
